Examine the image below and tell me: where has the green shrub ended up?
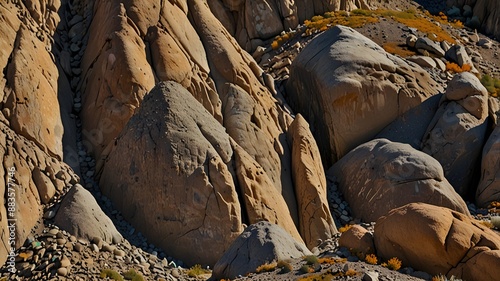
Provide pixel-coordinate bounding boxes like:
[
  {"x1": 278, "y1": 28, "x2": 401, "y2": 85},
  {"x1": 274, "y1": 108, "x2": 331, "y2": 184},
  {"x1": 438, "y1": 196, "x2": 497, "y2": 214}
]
[
  {"x1": 123, "y1": 269, "x2": 144, "y2": 281},
  {"x1": 277, "y1": 260, "x2": 293, "y2": 274},
  {"x1": 303, "y1": 255, "x2": 319, "y2": 265},
  {"x1": 100, "y1": 269, "x2": 124, "y2": 281},
  {"x1": 186, "y1": 264, "x2": 210, "y2": 277}
]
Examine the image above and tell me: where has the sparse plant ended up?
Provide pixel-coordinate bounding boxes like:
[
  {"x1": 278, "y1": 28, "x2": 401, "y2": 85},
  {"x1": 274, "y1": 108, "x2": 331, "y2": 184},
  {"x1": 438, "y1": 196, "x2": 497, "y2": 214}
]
[
  {"x1": 186, "y1": 264, "x2": 210, "y2": 277},
  {"x1": 446, "y1": 62, "x2": 472, "y2": 73},
  {"x1": 123, "y1": 268, "x2": 144, "y2": 281},
  {"x1": 318, "y1": 257, "x2": 347, "y2": 265},
  {"x1": 365, "y1": 254, "x2": 378, "y2": 265},
  {"x1": 382, "y1": 257, "x2": 402, "y2": 271},
  {"x1": 100, "y1": 269, "x2": 124, "y2": 281},
  {"x1": 300, "y1": 264, "x2": 316, "y2": 274},
  {"x1": 338, "y1": 224, "x2": 353, "y2": 233},
  {"x1": 480, "y1": 75, "x2": 500, "y2": 98},
  {"x1": 277, "y1": 260, "x2": 293, "y2": 274},
  {"x1": 255, "y1": 262, "x2": 277, "y2": 273},
  {"x1": 303, "y1": 255, "x2": 319, "y2": 265},
  {"x1": 383, "y1": 42, "x2": 416, "y2": 57},
  {"x1": 345, "y1": 268, "x2": 358, "y2": 276},
  {"x1": 432, "y1": 274, "x2": 465, "y2": 281}
]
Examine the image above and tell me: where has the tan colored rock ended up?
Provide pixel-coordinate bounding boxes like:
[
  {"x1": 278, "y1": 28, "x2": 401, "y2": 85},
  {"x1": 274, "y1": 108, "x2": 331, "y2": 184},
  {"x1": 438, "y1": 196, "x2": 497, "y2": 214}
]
[
  {"x1": 476, "y1": 123, "x2": 500, "y2": 207},
  {"x1": 287, "y1": 114, "x2": 337, "y2": 249},
  {"x1": 100, "y1": 82, "x2": 244, "y2": 266},
  {"x1": 339, "y1": 225, "x2": 375, "y2": 256},
  {"x1": 375, "y1": 203, "x2": 500, "y2": 280},
  {"x1": 232, "y1": 139, "x2": 302, "y2": 244},
  {"x1": 287, "y1": 25, "x2": 441, "y2": 166},
  {"x1": 422, "y1": 72, "x2": 489, "y2": 196},
  {"x1": 32, "y1": 168, "x2": 56, "y2": 204},
  {"x1": 329, "y1": 138, "x2": 470, "y2": 222}
]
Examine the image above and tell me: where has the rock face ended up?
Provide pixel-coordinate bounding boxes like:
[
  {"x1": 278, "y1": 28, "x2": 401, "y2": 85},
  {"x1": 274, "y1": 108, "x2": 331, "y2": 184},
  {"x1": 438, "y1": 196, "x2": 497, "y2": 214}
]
[
  {"x1": 422, "y1": 72, "x2": 489, "y2": 197},
  {"x1": 473, "y1": 0, "x2": 500, "y2": 40},
  {"x1": 374, "y1": 203, "x2": 500, "y2": 280},
  {"x1": 329, "y1": 138, "x2": 470, "y2": 222},
  {"x1": 476, "y1": 123, "x2": 500, "y2": 207},
  {"x1": 287, "y1": 25, "x2": 441, "y2": 166},
  {"x1": 210, "y1": 221, "x2": 312, "y2": 281},
  {"x1": 100, "y1": 81, "x2": 245, "y2": 267},
  {"x1": 208, "y1": 0, "x2": 371, "y2": 51},
  {"x1": 287, "y1": 114, "x2": 338, "y2": 249},
  {"x1": 53, "y1": 185, "x2": 122, "y2": 244}
]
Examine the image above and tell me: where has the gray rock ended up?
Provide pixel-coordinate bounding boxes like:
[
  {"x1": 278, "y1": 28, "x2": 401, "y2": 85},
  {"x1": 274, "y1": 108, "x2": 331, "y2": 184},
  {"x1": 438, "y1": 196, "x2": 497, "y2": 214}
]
[
  {"x1": 447, "y1": 6, "x2": 461, "y2": 17},
  {"x1": 445, "y1": 45, "x2": 475, "y2": 71},
  {"x1": 476, "y1": 123, "x2": 500, "y2": 207},
  {"x1": 407, "y1": 56, "x2": 437, "y2": 69},
  {"x1": 363, "y1": 271, "x2": 379, "y2": 281},
  {"x1": 210, "y1": 221, "x2": 312, "y2": 280},
  {"x1": 406, "y1": 34, "x2": 417, "y2": 48},
  {"x1": 53, "y1": 185, "x2": 123, "y2": 244},
  {"x1": 415, "y1": 37, "x2": 445, "y2": 57}
]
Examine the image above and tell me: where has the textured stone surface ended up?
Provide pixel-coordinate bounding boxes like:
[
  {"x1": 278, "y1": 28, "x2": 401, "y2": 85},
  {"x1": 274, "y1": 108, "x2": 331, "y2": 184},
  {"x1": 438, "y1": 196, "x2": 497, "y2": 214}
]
[
  {"x1": 210, "y1": 221, "x2": 312, "y2": 280},
  {"x1": 339, "y1": 225, "x2": 375, "y2": 256},
  {"x1": 287, "y1": 114, "x2": 338, "y2": 249},
  {"x1": 375, "y1": 203, "x2": 500, "y2": 280},
  {"x1": 476, "y1": 123, "x2": 500, "y2": 207},
  {"x1": 422, "y1": 72, "x2": 489, "y2": 196},
  {"x1": 287, "y1": 25, "x2": 441, "y2": 166},
  {"x1": 329, "y1": 138, "x2": 470, "y2": 222}
]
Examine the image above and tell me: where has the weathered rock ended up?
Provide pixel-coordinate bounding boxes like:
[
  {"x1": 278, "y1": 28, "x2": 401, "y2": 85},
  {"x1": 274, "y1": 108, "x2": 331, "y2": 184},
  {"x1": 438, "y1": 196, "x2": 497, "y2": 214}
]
[
  {"x1": 406, "y1": 56, "x2": 437, "y2": 69},
  {"x1": 32, "y1": 168, "x2": 56, "y2": 204},
  {"x1": 339, "y1": 225, "x2": 375, "y2": 256},
  {"x1": 287, "y1": 114, "x2": 338, "y2": 249},
  {"x1": 375, "y1": 203, "x2": 500, "y2": 280},
  {"x1": 422, "y1": 72, "x2": 488, "y2": 196},
  {"x1": 210, "y1": 221, "x2": 312, "y2": 280},
  {"x1": 53, "y1": 185, "x2": 122, "y2": 245},
  {"x1": 406, "y1": 34, "x2": 418, "y2": 48},
  {"x1": 476, "y1": 123, "x2": 500, "y2": 207},
  {"x1": 415, "y1": 37, "x2": 445, "y2": 57},
  {"x1": 473, "y1": 0, "x2": 500, "y2": 40},
  {"x1": 100, "y1": 81, "x2": 243, "y2": 266},
  {"x1": 329, "y1": 138, "x2": 470, "y2": 222},
  {"x1": 287, "y1": 25, "x2": 441, "y2": 166},
  {"x1": 445, "y1": 45, "x2": 477, "y2": 73}
]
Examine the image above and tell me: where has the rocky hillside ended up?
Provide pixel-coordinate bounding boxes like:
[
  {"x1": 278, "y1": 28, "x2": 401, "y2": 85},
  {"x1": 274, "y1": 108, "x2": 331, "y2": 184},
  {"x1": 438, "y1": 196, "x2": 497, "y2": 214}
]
[{"x1": 1, "y1": 0, "x2": 500, "y2": 280}]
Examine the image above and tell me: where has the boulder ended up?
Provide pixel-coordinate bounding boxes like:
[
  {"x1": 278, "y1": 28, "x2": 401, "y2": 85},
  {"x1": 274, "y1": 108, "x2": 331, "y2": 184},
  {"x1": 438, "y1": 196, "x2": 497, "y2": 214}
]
[
  {"x1": 287, "y1": 114, "x2": 338, "y2": 249},
  {"x1": 422, "y1": 72, "x2": 489, "y2": 196},
  {"x1": 445, "y1": 45, "x2": 477, "y2": 73},
  {"x1": 473, "y1": 0, "x2": 500, "y2": 40},
  {"x1": 476, "y1": 123, "x2": 500, "y2": 207},
  {"x1": 210, "y1": 221, "x2": 312, "y2": 280},
  {"x1": 374, "y1": 203, "x2": 500, "y2": 280},
  {"x1": 286, "y1": 25, "x2": 441, "y2": 166},
  {"x1": 53, "y1": 185, "x2": 122, "y2": 244},
  {"x1": 328, "y1": 138, "x2": 470, "y2": 222},
  {"x1": 414, "y1": 37, "x2": 445, "y2": 57},
  {"x1": 339, "y1": 225, "x2": 375, "y2": 256},
  {"x1": 406, "y1": 56, "x2": 437, "y2": 69},
  {"x1": 100, "y1": 81, "x2": 244, "y2": 266}
]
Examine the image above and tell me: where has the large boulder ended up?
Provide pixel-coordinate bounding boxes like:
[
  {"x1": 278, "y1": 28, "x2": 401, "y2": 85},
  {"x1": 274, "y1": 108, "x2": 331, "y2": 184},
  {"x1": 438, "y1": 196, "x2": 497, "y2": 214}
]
[
  {"x1": 287, "y1": 114, "x2": 338, "y2": 249},
  {"x1": 100, "y1": 81, "x2": 244, "y2": 266},
  {"x1": 287, "y1": 25, "x2": 441, "y2": 166},
  {"x1": 53, "y1": 185, "x2": 123, "y2": 244},
  {"x1": 328, "y1": 138, "x2": 470, "y2": 222},
  {"x1": 210, "y1": 221, "x2": 312, "y2": 281},
  {"x1": 374, "y1": 203, "x2": 500, "y2": 280},
  {"x1": 476, "y1": 123, "x2": 500, "y2": 207},
  {"x1": 473, "y1": 0, "x2": 500, "y2": 40},
  {"x1": 422, "y1": 72, "x2": 489, "y2": 197}
]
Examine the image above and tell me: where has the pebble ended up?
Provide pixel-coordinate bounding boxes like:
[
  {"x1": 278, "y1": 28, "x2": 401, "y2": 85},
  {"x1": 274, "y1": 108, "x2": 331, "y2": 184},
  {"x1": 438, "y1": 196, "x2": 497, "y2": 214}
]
[
  {"x1": 74, "y1": 243, "x2": 84, "y2": 252},
  {"x1": 113, "y1": 249, "x2": 126, "y2": 257},
  {"x1": 91, "y1": 243, "x2": 99, "y2": 253},
  {"x1": 60, "y1": 256, "x2": 71, "y2": 268},
  {"x1": 57, "y1": 267, "x2": 69, "y2": 276}
]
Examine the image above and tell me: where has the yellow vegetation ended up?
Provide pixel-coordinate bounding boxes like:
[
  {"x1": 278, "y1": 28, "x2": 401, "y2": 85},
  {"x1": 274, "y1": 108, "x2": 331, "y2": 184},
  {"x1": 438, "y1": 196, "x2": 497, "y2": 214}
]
[
  {"x1": 277, "y1": 260, "x2": 293, "y2": 274},
  {"x1": 255, "y1": 262, "x2": 278, "y2": 273},
  {"x1": 297, "y1": 269, "x2": 359, "y2": 281},
  {"x1": 318, "y1": 257, "x2": 347, "y2": 265},
  {"x1": 338, "y1": 224, "x2": 353, "y2": 233},
  {"x1": 382, "y1": 42, "x2": 416, "y2": 57},
  {"x1": 345, "y1": 268, "x2": 358, "y2": 276},
  {"x1": 446, "y1": 62, "x2": 472, "y2": 73},
  {"x1": 271, "y1": 31, "x2": 296, "y2": 50},
  {"x1": 365, "y1": 254, "x2": 378, "y2": 265},
  {"x1": 490, "y1": 201, "x2": 500, "y2": 208},
  {"x1": 186, "y1": 264, "x2": 210, "y2": 277},
  {"x1": 382, "y1": 257, "x2": 402, "y2": 271},
  {"x1": 481, "y1": 75, "x2": 500, "y2": 98}
]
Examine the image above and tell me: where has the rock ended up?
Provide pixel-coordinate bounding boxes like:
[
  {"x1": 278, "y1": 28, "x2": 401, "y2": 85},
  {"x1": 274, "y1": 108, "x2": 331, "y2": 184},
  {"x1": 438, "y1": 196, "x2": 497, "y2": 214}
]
[
  {"x1": 363, "y1": 271, "x2": 379, "y2": 281},
  {"x1": 374, "y1": 203, "x2": 500, "y2": 280},
  {"x1": 339, "y1": 225, "x2": 375, "y2": 256},
  {"x1": 113, "y1": 249, "x2": 126, "y2": 257},
  {"x1": 473, "y1": 0, "x2": 500, "y2": 39},
  {"x1": 328, "y1": 138, "x2": 470, "y2": 222},
  {"x1": 59, "y1": 256, "x2": 71, "y2": 268},
  {"x1": 32, "y1": 168, "x2": 56, "y2": 204},
  {"x1": 447, "y1": 6, "x2": 461, "y2": 17},
  {"x1": 210, "y1": 221, "x2": 312, "y2": 280},
  {"x1": 433, "y1": 58, "x2": 447, "y2": 71},
  {"x1": 287, "y1": 25, "x2": 441, "y2": 166},
  {"x1": 477, "y1": 38, "x2": 493, "y2": 49},
  {"x1": 406, "y1": 34, "x2": 417, "y2": 48},
  {"x1": 414, "y1": 37, "x2": 445, "y2": 57},
  {"x1": 422, "y1": 72, "x2": 488, "y2": 196},
  {"x1": 445, "y1": 45, "x2": 476, "y2": 72},
  {"x1": 463, "y1": 4, "x2": 473, "y2": 17},
  {"x1": 100, "y1": 81, "x2": 244, "y2": 266},
  {"x1": 406, "y1": 56, "x2": 437, "y2": 69},
  {"x1": 476, "y1": 124, "x2": 500, "y2": 207},
  {"x1": 287, "y1": 114, "x2": 338, "y2": 249},
  {"x1": 57, "y1": 267, "x2": 68, "y2": 276},
  {"x1": 53, "y1": 185, "x2": 123, "y2": 245}
]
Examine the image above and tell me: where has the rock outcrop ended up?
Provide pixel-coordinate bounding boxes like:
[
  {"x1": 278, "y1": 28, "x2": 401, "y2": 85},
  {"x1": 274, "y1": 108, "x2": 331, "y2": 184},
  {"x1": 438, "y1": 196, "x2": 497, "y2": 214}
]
[
  {"x1": 422, "y1": 72, "x2": 489, "y2": 196},
  {"x1": 374, "y1": 203, "x2": 500, "y2": 280},
  {"x1": 53, "y1": 184, "x2": 123, "y2": 244},
  {"x1": 476, "y1": 123, "x2": 500, "y2": 207},
  {"x1": 210, "y1": 221, "x2": 312, "y2": 281},
  {"x1": 329, "y1": 138, "x2": 470, "y2": 222},
  {"x1": 473, "y1": 0, "x2": 500, "y2": 40},
  {"x1": 208, "y1": 0, "x2": 371, "y2": 51},
  {"x1": 100, "y1": 81, "x2": 245, "y2": 266},
  {"x1": 287, "y1": 114, "x2": 338, "y2": 249},
  {"x1": 287, "y1": 25, "x2": 441, "y2": 166}
]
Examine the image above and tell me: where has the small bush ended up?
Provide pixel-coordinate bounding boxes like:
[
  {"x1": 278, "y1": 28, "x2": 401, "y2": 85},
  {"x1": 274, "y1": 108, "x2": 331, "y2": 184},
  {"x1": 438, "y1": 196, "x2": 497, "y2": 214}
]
[
  {"x1": 432, "y1": 275, "x2": 465, "y2": 281},
  {"x1": 123, "y1": 269, "x2": 144, "y2": 281},
  {"x1": 256, "y1": 262, "x2": 277, "y2": 273},
  {"x1": 187, "y1": 264, "x2": 210, "y2": 277},
  {"x1": 352, "y1": 9, "x2": 372, "y2": 16},
  {"x1": 100, "y1": 269, "x2": 124, "y2": 281},
  {"x1": 345, "y1": 268, "x2": 358, "y2": 276},
  {"x1": 311, "y1": 15, "x2": 324, "y2": 22},
  {"x1": 382, "y1": 257, "x2": 402, "y2": 271},
  {"x1": 338, "y1": 224, "x2": 353, "y2": 233},
  {"x1": 277, "y1": 260, "x2": 293, "y2": 274},
  {"x1": 365, "y1": 254, "x2": 378, "y2": 265},
  {"x1": 481, "y1": 75, "x2": 500, "y2": 98},
  {"x1": 300, "y1": 264, "x2": 316, "y2": 274},
  {"x1": 446, "y1": 62, "x2": 471, "y2": 73},
  {"x1": 303, "y1": 255, "x2": 319, "y2": 265},
  {"x1": 318, "y1": 257, "x2": 347, "y2": 265}
]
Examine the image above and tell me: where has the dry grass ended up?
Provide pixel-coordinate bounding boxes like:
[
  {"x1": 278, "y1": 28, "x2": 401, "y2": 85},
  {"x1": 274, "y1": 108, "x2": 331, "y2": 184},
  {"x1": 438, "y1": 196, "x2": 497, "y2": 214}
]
[
  {"x1": 338, "y1": 224, "x2": 353, "y2": 233},
  {"x1": 365, "y1": 254, "x2": 378, "y2": 265},
  {"x1": 297, "y1": 268, "x2": 359, "y2": 281},
  {"x1": 382, "y1": 42, "x2": 416, "y2": 57},
  {"x1": 186, "y1": 264, "x2": 210, "y2": 277},
  {"x1": 382, "y1": 257, "x2": 402, "y2": 271},
  {"x1": 318, "y1": 257, "x2": 347, "y2": 265},
  {"x1": 480, "y1": 75, "x2": 500, "y2": 98},
  {"x1": 446, "y1": 62, "x2": 472, "y2": 73},
  {"x1": 256, "y1": 262, "x2": 278, "y2": 273}
]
